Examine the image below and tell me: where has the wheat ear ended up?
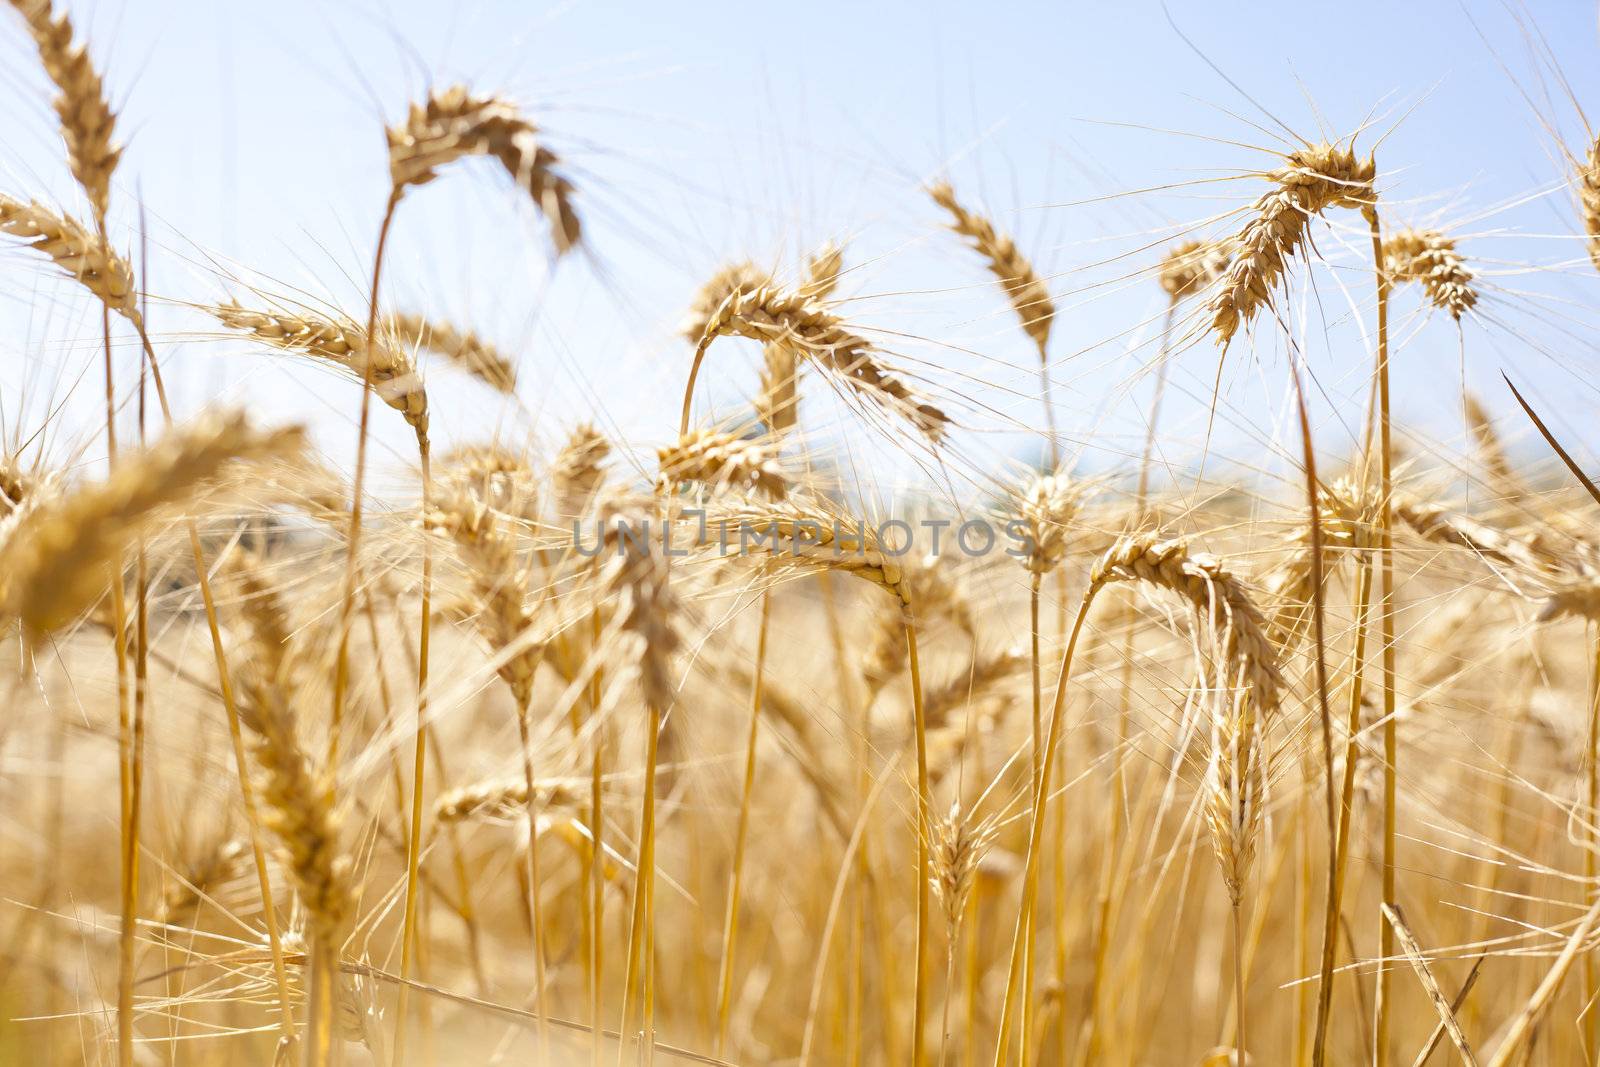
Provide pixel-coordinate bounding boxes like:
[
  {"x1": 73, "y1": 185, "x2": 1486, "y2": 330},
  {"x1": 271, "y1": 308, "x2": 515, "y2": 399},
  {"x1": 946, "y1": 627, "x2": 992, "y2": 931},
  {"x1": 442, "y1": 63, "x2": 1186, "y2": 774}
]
[
  {"x1": 685, "y1": 284, "x2": 948, "y2": 441},
  {"x1": 658, "y1": 428, "x2": 789, "y2": 500},
  {"x1": 1463, "y1": 392, "x2": 1525, "y2": 507},
  {"x1": 0, "y1": 413, "x2": 304, "y2": 637},
  {"x1": 1579, "y1": 136, "x2": 1600, "y2": 273},
  {"x1": 212, "y1": 301, "x2": 429, "y2": 447},
  {"x1": 7, "y1": 0, "x2": 119, "y2": 221},
  {"x1": 800, "y1": 241, "x2": 844, "y2": 301},
  {"x1": 928, "y1": 180, "x2": 1056, "y2": 462},
  {"x1": 1158, "y1": 238, "x2": 1230, "y2": 299},
  {"x1": 384, "y1": 312, "x2": 516, "y2": 393},
  {"x1": 426, "y1": 487, "x2": 553, "y2": 1050},
  {"x1": 551, "y1": 423, "x2": 612, "y2": 521},
  {"x1": 1208, "y1": 143, "x2": 1376, "y2": 344},
  {"x1": 927, "y1": 181, "x2": 1054, "y2": 355},
  {"x1": 387, "y1": 84, "x2": 580, "y2": 254},
  {"x1": 433, "y1": 777, "x2": 586, "y2": 824},
  {"x1": 1382, "y1": 228, "x2": 1477, "y2": 319},
  {"x1": 0, "y1": 194, "x2": 138, "y2": 323}
]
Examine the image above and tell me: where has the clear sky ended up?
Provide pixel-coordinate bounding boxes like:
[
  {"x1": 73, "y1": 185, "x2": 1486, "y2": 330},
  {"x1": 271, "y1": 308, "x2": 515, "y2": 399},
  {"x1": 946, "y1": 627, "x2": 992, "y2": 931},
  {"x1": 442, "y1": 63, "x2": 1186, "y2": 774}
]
[{"x1": 3, "y1": 0, "x2": 1598, "y2": 503}]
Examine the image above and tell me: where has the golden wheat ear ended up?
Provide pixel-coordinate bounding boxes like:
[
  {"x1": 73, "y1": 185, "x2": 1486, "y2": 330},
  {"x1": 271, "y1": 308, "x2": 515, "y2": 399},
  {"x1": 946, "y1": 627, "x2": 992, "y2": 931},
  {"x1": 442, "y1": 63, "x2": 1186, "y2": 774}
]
[
  {"x1": 658, "y1": 428, "x2": 790, "y2": 499},
  {"x1": 927, "y1": 181, "x2": 1055, "y2": 358},
  {"x1": 696, "y1": 285, "x2": 950, "y2": 442},
  {"x1": 8, "y1": 0, "x2": 120, "y2": 221},
  {"x1": 211, "y1": 301, "x2": 429, "y2": 447},
  {"x1": 0, "y1": 412, "x2": 306, "y2": 638},
  {"x1": 1158, "y1": 238, "x2": 1230, "y2": 300},
  {"x1": 1580, "y1": 136, "x2": 1600, "y2": 273},
  {"x1": 1382, "y1": 228, "x2": 1478, "y2": 319},
  {"x1": 1208, "y1": 142, "x2": 1376, "y2": 344},
  {"x1": 384, "y1": 312, "x2": 517, "y2": 393},
  {"x1": 387, "y1": 85, "x2": 580, "y2": 255},
  {"x1": 0, "y1": 194, "x2": 138, "y2": 322}
]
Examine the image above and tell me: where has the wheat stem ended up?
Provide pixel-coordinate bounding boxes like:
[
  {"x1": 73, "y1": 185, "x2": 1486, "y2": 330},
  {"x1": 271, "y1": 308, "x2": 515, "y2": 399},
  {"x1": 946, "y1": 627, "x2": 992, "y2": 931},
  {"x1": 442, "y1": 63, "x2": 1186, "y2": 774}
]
[
  {"x1": 992, "y1": 591, "x2": 1095, "y2": 1067},
  {"x1": 713, "y1": 591, "x2": 770, "y2": 1056},
  {"x1": 906, "y1": 615, "x2": 931, "y2": 1067},
  {"x1": 516, "y1": 694, "x2": 553, "y2": 1058},
  {"x1": 590, "y1": 605, "x2": 606, "y2": 1067},
  {"x1": 1313, "y1": 554, "x2": 1373, "y2": 1064},
  {"x1": 1365, "y1": 207, "x2": 1399, "y2": 1067}
]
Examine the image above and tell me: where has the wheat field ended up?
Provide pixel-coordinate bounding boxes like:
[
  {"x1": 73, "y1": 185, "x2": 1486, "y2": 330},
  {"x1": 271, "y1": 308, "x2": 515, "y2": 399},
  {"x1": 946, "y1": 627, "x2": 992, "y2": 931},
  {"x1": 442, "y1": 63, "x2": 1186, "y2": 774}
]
[{"x1": 5, "y1": 2, "x2": 1600, "y2": 1066}]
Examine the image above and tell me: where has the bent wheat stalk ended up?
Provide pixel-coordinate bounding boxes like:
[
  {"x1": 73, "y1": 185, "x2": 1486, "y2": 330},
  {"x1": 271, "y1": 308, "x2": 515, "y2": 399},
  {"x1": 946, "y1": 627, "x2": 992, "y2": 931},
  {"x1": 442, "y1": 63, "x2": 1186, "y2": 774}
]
[
  {"x1": 376, "y1": 85, "x2": 579, "y2": 1063},
  {"x1": 1203, "y1": 138, "x2": 1374, "y2": 1067}
]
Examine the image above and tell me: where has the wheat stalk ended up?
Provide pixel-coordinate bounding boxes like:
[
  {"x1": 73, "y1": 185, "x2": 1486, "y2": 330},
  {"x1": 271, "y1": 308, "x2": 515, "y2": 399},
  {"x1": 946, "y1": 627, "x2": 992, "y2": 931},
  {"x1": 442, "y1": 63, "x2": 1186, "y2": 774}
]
[{"x1": 604, "y1": 534, "x2": 681, "y2": 1063}]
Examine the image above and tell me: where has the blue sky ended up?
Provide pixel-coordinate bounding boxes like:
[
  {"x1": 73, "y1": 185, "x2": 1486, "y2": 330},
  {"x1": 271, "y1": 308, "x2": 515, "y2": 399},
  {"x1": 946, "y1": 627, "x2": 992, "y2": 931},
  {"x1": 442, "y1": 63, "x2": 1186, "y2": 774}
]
[{"x1": 2, "y1": 0, "x2": 1598, "y2": 502}]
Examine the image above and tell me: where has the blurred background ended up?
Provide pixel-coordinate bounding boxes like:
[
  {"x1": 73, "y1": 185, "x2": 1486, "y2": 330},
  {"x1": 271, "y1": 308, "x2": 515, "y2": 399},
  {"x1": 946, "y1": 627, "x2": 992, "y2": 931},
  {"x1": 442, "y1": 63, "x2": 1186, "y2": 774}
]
[{"x1": 1, "y1": 0, "x2": 1597, "y2": 504}]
